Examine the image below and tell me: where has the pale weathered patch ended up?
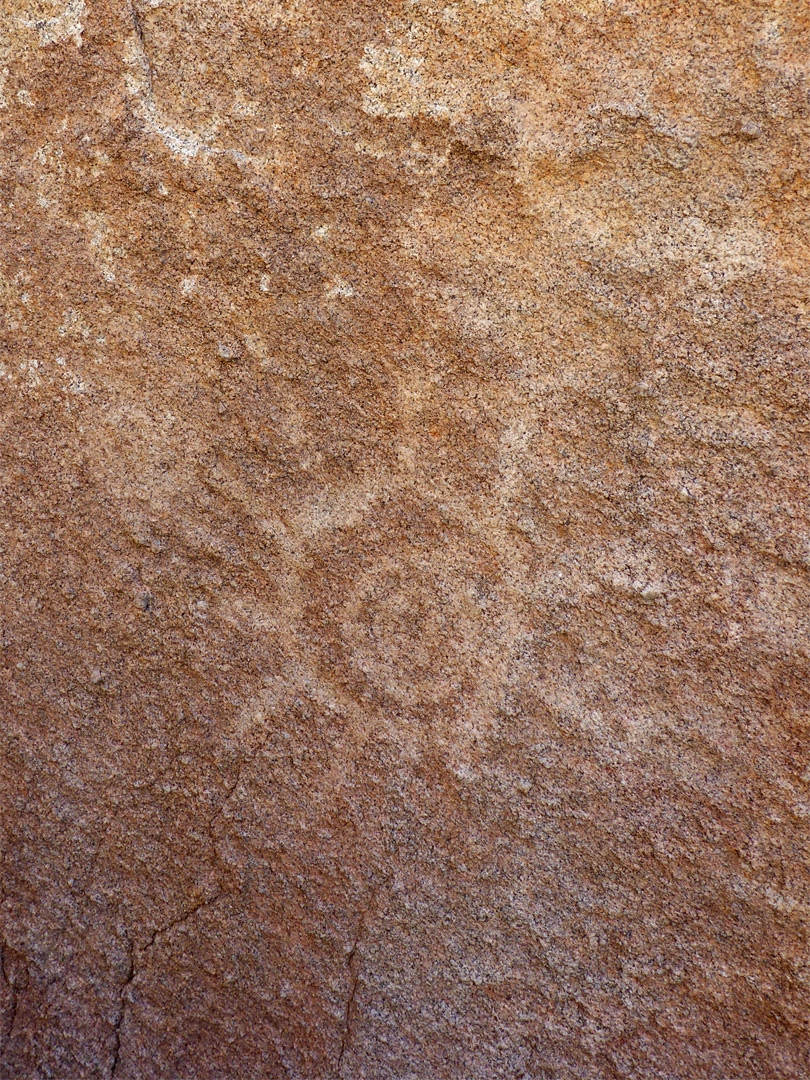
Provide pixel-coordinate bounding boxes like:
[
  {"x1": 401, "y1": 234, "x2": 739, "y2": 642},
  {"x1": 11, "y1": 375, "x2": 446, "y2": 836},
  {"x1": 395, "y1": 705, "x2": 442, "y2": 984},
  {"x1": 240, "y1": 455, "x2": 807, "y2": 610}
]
[{"x1": 22, "y1": 0, "x2": 87, "y2": 48}]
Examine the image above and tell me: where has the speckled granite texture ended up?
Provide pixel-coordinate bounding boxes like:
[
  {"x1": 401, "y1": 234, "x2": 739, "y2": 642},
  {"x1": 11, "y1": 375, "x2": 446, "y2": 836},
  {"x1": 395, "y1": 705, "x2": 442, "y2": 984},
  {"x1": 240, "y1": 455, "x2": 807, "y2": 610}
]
[{"x1": 1, "y1": 2, "x2": 809, "y2": 1077}]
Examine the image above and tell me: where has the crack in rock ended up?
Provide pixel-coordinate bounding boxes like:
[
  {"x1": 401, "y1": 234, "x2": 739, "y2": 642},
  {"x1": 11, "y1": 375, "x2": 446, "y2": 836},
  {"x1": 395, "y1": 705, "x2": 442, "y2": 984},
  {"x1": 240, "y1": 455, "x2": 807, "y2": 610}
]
[
  {"x1": 109, "y1": 891, "x2": 224, "y2": 1079},
  {"x1": 122, "y1": 0, "x2": 278, "y2": 172},
  {"x1": 336, "y1": 936, "x2": 361, "y2": 1077},
  {"x1": 0, "y1": 940, "x2": 19, "y2": 1061},
  {"x1": 127, "y1": 1, "x2": 153, "y2": 94},
  {"x1": 336, "y1": 879, "x2": 389, "y2": 1077},
  {"x1": 109, "y1": 935, "x2": 134, "y2": 1080}
]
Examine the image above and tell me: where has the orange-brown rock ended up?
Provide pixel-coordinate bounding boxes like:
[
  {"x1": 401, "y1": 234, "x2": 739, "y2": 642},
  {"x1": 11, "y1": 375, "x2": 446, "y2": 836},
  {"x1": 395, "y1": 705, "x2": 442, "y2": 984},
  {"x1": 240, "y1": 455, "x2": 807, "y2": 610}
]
[{"x1": 1, "y1": 1, "x2": 809, "y2": 1077}]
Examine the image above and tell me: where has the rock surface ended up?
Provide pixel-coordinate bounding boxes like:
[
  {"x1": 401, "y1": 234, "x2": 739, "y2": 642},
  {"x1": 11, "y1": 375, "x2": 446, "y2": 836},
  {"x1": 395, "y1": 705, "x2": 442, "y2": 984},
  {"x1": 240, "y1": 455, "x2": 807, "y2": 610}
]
[{"x1": 1, "y1": 1, "x2": 810, "y2": 1077}]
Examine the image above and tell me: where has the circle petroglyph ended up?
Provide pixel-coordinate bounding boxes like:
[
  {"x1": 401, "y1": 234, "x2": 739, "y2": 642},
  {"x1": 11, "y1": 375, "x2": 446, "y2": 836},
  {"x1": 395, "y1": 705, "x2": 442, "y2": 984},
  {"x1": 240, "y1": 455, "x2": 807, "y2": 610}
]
[{"x1": 335, "y1": 539, "x2": 520, "y2": 722}]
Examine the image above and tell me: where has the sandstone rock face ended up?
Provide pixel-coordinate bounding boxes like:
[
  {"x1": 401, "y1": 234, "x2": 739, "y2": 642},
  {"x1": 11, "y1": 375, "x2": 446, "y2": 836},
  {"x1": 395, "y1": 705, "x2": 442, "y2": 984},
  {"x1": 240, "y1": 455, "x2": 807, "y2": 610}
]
[{"x1": 1, "y1": 2, "x2": 809, "y2": 1077}]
